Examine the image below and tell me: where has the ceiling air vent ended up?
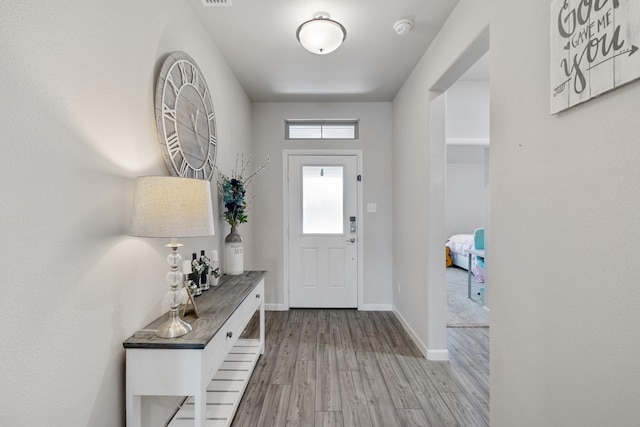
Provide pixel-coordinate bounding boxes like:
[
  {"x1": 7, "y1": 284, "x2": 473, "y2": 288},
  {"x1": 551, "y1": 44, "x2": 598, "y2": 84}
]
[{"x1": 201, "y1": 0, "x2": 232, "y2": 6}]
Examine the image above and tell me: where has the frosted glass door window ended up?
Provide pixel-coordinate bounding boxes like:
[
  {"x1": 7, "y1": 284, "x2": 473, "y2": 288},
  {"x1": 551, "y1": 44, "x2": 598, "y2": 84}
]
[{"x1": 302, "y1": 166, "x2": 344, "y2": 234}]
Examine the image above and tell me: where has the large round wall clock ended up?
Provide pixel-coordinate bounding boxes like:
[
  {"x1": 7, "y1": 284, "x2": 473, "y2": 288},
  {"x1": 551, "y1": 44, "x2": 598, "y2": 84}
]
[{"x1": 155, "y1": 51, "x2": 217, "y2": 180}]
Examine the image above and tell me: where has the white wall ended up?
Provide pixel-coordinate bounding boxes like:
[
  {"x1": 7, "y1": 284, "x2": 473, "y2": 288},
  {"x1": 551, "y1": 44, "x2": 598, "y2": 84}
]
[
  {"x1": 446, "y1": 146, "x2": 486, "y2": 237},
  {"x1": 0, "y1": 1, "x2": 251, "y2": 425},
  {"x1": 445, "y1": 80, "x2": 489, "y2": 237},
  {"x1": 491, "y1": 1, "x2": 640, "y2": 425},
  {"x1": 392, "y1": 0, "x2": 490, "y2": 357},
  {"x1": 251, "y1": 103, "x2": 393, "y2": 310},
  {"x1": 446, "y1": 80, "x2": 490, "y2": 145}
]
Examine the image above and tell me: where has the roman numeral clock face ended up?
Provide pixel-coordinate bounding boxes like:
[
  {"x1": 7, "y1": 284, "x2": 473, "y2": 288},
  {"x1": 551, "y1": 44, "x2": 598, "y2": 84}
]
[{"x1": 155, "y1": 51, "x2": 217, "y2": 180}]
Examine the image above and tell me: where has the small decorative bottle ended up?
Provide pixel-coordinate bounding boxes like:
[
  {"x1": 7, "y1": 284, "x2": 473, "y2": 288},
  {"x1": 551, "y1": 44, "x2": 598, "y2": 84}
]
[
  {"x1": 199, "y1": 250, "x2": 210, "y2": 291},
  {"x1": 190, "y1": 253, "x2": 202, "y2": 296}
]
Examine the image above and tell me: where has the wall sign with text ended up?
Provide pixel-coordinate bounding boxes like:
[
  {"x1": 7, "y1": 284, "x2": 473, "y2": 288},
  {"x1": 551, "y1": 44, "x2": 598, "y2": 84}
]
[{"x1": 551, "y1": 0, "x2": 640, "y2": 114}]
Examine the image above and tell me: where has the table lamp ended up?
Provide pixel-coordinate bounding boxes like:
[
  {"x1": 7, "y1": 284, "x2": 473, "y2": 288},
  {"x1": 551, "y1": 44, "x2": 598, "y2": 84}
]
[{"x1": 130, "y1": 176, "x2": 215, "y2": 338}]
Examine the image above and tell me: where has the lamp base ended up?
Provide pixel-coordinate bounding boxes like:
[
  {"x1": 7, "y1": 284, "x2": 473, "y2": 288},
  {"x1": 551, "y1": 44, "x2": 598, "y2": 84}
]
[{"x1": 156, "y1": 309, "x2": 192, "y2": 338}]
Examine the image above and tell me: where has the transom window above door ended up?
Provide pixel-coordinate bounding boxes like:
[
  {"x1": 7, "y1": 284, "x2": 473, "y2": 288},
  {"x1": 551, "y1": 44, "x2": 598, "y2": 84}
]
[{"x1": 285, "y1": 120, "x2": 359, "y2": 140}]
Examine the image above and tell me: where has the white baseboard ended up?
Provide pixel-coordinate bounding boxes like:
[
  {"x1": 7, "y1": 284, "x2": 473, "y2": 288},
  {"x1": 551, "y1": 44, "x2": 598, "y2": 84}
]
[
  {"x1": 446, "y1": 138, "x2": 490, "y2": 146},
  {"x1": 426, "y1": 349, "x2": 450, "y2": 361},
  {"x1": 265, "y1": 304, "x2": 393, "y2": 311},
  {"x1": 392, "y1": 306, "x2": 449, "y2": 361},
  {"x1": 359, "y1": 304, "x2": 393, "y2": 311}
]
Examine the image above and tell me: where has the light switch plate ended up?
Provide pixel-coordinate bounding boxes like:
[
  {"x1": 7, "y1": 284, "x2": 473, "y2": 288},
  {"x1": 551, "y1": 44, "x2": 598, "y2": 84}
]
[{"x1": 367, "y1": 203, "x2": 377, "y2": 213}]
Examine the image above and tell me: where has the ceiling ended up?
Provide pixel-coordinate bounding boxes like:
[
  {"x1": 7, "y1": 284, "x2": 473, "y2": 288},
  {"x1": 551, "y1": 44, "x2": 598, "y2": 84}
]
[{"x1": 187, "y1": 0, "x2": 461, "y2": 102}]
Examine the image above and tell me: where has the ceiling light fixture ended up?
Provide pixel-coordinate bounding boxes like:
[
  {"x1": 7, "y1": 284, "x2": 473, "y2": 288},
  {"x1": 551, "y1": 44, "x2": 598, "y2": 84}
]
[{"x1": 296, "y1": 12, "x2": 347, "y2": 55}]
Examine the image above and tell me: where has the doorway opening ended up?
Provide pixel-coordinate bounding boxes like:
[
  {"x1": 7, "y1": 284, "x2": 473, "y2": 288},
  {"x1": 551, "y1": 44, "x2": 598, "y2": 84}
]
[
  {"x1": 426, "y1": 26, "x2": 490, "y2": 357},
  {"x1": 444, "y1": 53, "x2": 490, "y2": 328}
]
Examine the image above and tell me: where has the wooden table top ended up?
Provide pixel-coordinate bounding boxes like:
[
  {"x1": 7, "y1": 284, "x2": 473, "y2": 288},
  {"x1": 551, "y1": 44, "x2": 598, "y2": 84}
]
[{"x1": 123, "y1": 271, "x2": 266, "y2": 350}]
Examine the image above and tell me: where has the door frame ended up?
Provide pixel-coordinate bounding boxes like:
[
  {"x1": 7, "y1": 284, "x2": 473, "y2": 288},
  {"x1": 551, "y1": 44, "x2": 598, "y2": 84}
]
[
  {"x1": 428, "y1": 29, "x2": 490, "y2": 358},
  {"x1": 282, "y1": 149, "x2": 364, "y2": 310}
]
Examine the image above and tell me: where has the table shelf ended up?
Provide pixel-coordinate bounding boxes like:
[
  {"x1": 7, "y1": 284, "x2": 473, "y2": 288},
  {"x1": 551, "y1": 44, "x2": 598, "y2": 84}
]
[{"x1": 169, "y1": 339, "x2": 261, "y2": 426}]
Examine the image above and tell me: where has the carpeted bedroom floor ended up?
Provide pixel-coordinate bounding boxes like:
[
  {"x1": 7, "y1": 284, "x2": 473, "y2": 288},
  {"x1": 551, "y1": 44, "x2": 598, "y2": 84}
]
[{"x1": 447, "y1": 266, "x2": 490, "y2": 327}]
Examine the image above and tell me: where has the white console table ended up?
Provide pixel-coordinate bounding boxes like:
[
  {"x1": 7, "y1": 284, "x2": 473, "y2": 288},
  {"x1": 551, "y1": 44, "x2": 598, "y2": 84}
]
[{"x1": 123, "y1": 271, "x2": 266, "y2": 427}]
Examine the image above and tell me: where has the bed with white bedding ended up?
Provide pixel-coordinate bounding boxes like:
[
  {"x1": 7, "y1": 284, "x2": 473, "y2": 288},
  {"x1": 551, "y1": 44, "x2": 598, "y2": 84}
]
[{"x1": 446, "y1": 231, "x2": 484, "y2": 283}]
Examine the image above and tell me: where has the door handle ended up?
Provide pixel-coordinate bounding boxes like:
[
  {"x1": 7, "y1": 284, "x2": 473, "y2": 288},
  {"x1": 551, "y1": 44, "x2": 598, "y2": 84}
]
[{"x1": 346, "y1": 237, "x2": 356, "y2": 243}]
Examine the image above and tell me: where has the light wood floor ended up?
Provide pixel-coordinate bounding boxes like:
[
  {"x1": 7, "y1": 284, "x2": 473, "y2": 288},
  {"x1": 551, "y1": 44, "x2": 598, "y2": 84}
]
[{"x1": 232, "y1": 310, "x2": 489, "y2": 427}]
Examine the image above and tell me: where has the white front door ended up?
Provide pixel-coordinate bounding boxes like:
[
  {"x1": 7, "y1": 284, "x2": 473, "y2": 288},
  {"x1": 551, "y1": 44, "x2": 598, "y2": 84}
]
[{"x1": 287, "y1": 154, "x2": 359, "y2": 308}]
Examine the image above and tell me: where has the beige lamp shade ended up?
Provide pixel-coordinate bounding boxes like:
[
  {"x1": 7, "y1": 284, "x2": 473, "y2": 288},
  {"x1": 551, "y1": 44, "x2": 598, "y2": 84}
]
[{"x1": 130, "y1": 176, "x2": 214, "y2": 238}]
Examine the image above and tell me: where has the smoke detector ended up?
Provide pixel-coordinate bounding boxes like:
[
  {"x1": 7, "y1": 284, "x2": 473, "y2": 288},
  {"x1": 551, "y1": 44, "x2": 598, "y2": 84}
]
[
  {"x1": 201, "y1": 0, "x2": 233, "y2": 6},
  {"x1": 393, "y1": 19, "x2": 413, "y2": 35}
]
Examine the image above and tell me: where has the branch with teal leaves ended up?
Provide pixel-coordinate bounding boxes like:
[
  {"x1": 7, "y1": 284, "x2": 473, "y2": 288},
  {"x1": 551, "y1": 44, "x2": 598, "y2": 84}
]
[{"x1": 216, "y1": 153, "x2": 269, "y2": 228}]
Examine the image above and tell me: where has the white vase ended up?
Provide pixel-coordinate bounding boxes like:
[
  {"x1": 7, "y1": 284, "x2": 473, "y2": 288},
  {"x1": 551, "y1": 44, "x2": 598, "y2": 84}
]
[
  {"x1": 224, "y1": 225, "x2": 243, "y2": 275},
  {"x1": 211, "y1": 275, "x2": 220, "y2": 287}
]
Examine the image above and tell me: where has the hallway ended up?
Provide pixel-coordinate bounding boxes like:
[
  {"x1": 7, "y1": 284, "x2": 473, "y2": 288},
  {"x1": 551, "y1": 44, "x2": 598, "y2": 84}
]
[{"x1": 228, "y1": 310, "x2": 489, "y2": 426}]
